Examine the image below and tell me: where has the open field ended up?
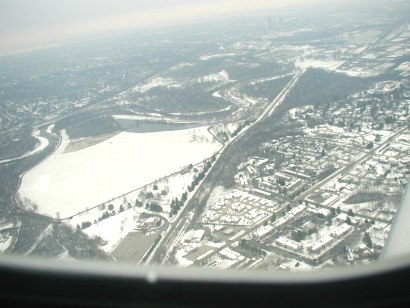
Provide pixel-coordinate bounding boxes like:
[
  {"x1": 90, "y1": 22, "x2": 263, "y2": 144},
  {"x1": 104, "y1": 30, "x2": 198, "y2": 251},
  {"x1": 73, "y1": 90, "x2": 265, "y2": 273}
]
[{"x1": 18, "y1": 126, "x2": 220, "y2": 219}]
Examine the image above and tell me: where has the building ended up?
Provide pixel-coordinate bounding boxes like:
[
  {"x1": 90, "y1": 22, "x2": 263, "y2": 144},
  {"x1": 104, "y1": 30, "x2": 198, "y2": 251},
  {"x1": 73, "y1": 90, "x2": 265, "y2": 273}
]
[
  {"x1": 191, "y1": 229, "x2": 205, "y2": 243},
  {"x1": 134, "y1": 216, "x2": 160, "y2": 232},
  {"x1": 330, "y1": 223, "x2": 352, "y2": 238},
  {"x1": 254, "y1": 225, "x2": 274, "y2": 240},
  {"x1": 275, "y1": 236, "x2": 302, "y2": 252},
  {"x1": 309, "y1": 235, "x2": 334, "y2": 253}
]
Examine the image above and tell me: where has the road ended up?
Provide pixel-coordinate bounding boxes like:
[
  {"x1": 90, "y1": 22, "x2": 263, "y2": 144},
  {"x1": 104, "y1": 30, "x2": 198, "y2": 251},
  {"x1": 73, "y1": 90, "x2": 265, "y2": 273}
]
[
  {"x1": 294, "y1": 124, "x2": 410, "y2": 204},
  {"x1": 195, "y1": 124, "x2": 410, "y2": 265},
  {"x1": 151, "y1": 82, "x2": 409, "y2": 266},
  {"x1": 150, "y1": 69, "x2": 305, "y2": 265},
  {"x1": 0, "y1": 127, "x2": 51, "y2": 165}
]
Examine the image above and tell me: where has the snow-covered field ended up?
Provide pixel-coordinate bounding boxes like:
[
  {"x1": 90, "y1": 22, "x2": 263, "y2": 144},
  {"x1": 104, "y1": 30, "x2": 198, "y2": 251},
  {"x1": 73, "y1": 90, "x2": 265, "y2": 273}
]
[
  {"x1": 129, "y1": 70, "x2": 232, "y2": 95},
  {"x1": 295, "y1": 56, "x2": 388, "y2": 77},
  {"x1": 18, "y1": 126, "x2": 220, "y2": 219},
  {"x1": 132, "y1": 77, "x2": 183, "y2": 93},
  {"x1": 200, "y1": 53, "x2": 237, "y2": 61},
  {"x1": 249, "y1": 73, "x2": 294, "y2": 85},
  {"x1": 83, "y1": 208, "x2": 142, "y2": 252},
  {"x1": 295, "y1": 59, "x2": 345, "y2": 71},
  {"x1": 196, "y1": 70, "x2": 230, "y2": 84}
]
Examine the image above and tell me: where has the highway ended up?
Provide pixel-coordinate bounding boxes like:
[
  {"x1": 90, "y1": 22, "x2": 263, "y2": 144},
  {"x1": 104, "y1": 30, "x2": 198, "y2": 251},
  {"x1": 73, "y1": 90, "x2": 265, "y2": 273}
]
[
  {"x1": 150, "y1": 69, "x2": 305, "y2": 265},
  {"x1": 150, "y1": 71, "x2": 409, "y2": 266}
]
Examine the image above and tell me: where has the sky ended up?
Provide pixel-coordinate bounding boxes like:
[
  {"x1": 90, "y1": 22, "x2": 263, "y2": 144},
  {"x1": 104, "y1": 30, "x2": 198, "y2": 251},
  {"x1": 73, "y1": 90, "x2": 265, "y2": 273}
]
[{"x1": 0, "y1": 0, "x2": 320, "y2": 53}]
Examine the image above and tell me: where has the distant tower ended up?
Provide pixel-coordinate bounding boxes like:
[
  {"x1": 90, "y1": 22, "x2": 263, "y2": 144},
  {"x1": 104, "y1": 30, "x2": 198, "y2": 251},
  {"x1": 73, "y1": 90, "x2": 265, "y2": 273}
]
[{"x1": 267, "y1": 15, "x2": 273, "y2": 31}]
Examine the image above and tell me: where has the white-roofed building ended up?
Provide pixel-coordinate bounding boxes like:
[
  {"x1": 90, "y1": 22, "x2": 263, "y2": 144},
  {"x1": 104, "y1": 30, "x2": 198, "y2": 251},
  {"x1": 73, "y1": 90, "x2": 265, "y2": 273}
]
[
  {"x1": 275, "y1": 236, "x2": 302, "y2": 252},
  {"x1": 330, "y1": 223, "x2": 352, "y2": 238},
  {"x1": 219, "y1": 247, "x2": 243, "y2": 261},
  {"x1": 254, "y1": 225, "x2": 274, "y2": 239},
  {"x1": 191, "y1": 229, "x2": 205, "y2": 243},
  {"x1": 309, "y1": 235, "x2": 334, "y2": 253}
]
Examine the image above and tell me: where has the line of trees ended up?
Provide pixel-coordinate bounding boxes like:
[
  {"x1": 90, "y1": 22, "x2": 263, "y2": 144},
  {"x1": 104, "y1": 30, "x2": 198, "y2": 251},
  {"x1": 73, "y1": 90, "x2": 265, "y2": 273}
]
[
  {"x1": 231, "y1": 120, "x2": 251, "y2": 138},
  {"x1": 170, "y1": 191, "x2": 188, "y2": 217},
  {"x1": 188, "y1": 159, "x2": 214, "y2": 192},
  {"x1": 171, "y1": 157, "x2": 216, "y2": 217}
]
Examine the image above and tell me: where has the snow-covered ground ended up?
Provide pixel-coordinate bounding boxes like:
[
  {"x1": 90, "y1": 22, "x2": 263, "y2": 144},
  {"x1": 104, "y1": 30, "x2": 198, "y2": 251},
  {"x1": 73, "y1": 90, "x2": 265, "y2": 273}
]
[
  {"x1": 18, "y1": 126, "x2": 220, "y2": 219},
  {"x1": 83, "y1": 207, "x2": 142, "y2": 253},
  {"x1": 168, "y1": 62, "x2": 195, "y2": 71},
  {"x1": 112, "y1": 113, "x2": 194, "y2": 124},
  {"x1": 336, "y1": 64, "x2": 394, "y2": 77},
  {"x1": 294, "y1": 56, "x2": 391, "y2": 77},
  {"x1": 132, "y1": 77, "x2": 183, "y2": 93},
  {"x1": 249, "y1": 73, "x2": 294, "y2": 85},
  {"x1": 395, "y1": 62, "x2": 410, "y2": 77},
  {"x1": 196, "y1": 70, "x2": 231, "y2": 84},
  {"x1": 126, "y1": 70, "x2": 232, "y2": 99},
  {"x1": 46, "y1": 124, "x2": 55, "y2": 134},
  {"x1": 168, "y1": 105, "x2": 232, "y2": 116},
  {"x1": 0, "y1": 129, "x2": 49, "y2": 165},
  {"x1": 295, "y1": 59, "x2": 345, "y2": 71},
  {"x1": 200, "y1": 53, "x2": 237, "y2": 61},
  {"x1": 0, "y1": 233, "x2": 13, "y2": 253},
  {"x1": 112, "y1": 113, "x2": 164, "y2": 121},
  {"x1": 339, "y1": 69, "x2": 376, "y2": 77}
]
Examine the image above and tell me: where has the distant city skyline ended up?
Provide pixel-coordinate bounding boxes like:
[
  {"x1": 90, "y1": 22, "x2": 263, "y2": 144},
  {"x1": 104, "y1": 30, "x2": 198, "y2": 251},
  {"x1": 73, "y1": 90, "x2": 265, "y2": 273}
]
[{"x1": 0, "y1": 0, "x2": 319, "y2": 54}]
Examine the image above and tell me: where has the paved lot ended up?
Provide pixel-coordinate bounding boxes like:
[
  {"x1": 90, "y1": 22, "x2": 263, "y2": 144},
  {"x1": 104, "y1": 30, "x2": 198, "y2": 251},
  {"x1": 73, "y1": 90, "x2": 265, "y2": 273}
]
[{"x1": 113, "y1": 231, "x2": 160, "y2": 262}]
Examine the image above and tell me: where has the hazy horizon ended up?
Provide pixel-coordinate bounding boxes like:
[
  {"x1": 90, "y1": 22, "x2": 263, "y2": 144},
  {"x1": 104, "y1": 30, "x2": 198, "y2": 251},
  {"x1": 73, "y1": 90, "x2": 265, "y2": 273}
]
[{"x1": 0, "y1": 0, "x2": 325, "y2": 54}]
